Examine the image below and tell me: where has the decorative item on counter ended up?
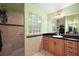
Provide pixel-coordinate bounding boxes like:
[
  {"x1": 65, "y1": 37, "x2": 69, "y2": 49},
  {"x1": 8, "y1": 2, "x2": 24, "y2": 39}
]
[
  {"x1": 0, "y1": 6, "x2": 8, "y2": 24},
  {"x1": 59, "y1": 25, "x2": 65, "y2": 35}
]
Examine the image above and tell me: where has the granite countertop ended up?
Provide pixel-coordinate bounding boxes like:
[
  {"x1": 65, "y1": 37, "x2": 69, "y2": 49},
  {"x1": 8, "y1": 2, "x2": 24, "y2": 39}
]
[
  {"x1": 26, "y1": 33, "x2": 79, "y2": 41},
  {"x1": 43, "y1": 33, "x2": 79, "y2": 42},
  {"x1": 64, "y1": 38, "x2": 79, "y2": 41}
]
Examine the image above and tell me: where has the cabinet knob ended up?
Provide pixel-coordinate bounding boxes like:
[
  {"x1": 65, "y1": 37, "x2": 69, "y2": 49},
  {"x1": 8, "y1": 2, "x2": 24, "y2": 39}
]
[{"x1": 54, "y1": 42, "x2": 56, "y2": 45}]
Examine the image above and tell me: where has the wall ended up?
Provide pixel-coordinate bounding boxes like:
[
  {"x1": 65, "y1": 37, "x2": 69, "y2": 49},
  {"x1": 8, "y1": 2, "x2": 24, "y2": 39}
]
[
  {"x1": 25, "y1": 36, "x2": 43, "y2": 56},
  {"x1": 62, "y1": 4, "x2": 79, "y2": 16},
  {"x1": 62, "y1": 4, "x2": 79, "y2": 33},
  {"x1": 25, "y1": 3, "x2": 47, "y2": 55},
  {"x1": 0, "y1": 4, "x2": 24, "y2": 56},
  {"x1": 48, "y1": 4, "x2": 79, "y2": 17},
  {"x1": 47, "y1": 15, "x2": 57, "y2": 33},
  {"x1": 7, "y1": 11, "x2": 24, "y2": 25},
  {"x1": 25, "y1": 3, "x2": 48, "y2": 35},
  {"x1": 48, "y1": 4, "x2": 79, "y2": 33}
]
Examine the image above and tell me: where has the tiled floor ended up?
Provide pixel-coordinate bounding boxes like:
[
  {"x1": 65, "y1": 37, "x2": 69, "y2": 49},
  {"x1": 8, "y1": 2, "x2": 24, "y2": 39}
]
[{"x1": 33, "y1": 50, "x2": 53, "y2": 56}]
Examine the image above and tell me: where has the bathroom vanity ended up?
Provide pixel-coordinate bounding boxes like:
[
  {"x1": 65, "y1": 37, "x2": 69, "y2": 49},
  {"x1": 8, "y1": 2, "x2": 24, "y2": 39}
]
[{"x1": 43, "y1": 33, "x2": 79, "y2": 56}]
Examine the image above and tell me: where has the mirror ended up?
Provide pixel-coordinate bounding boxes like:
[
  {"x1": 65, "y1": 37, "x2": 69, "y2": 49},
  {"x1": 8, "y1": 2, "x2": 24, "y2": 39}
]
[
  {"x1": 48, "y1": 13, "x2": 79, "y2": 35},
  {"x1": 56, "y1": 14, "x2": 79, "y2": 35}
]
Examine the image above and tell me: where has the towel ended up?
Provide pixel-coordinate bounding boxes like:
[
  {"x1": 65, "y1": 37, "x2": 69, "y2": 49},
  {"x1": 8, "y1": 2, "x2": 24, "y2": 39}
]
[{"x1": 0, "y1": 31, "x2": 2, "y2": 51}]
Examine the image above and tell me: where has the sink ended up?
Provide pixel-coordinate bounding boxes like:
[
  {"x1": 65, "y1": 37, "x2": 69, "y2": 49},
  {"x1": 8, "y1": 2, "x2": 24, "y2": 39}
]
[{"x1": 52, "y1": 35, "x2": 63, "y2": 38}]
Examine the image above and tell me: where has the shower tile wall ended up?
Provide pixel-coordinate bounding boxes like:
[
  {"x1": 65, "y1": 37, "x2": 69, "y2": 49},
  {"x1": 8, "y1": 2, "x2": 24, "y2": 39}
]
[
  {"x1": 0, "y1": 11, "x2": 24, "y2": 56},
  {"x1": 7, "y1": 11, "x2": 24, "y2": 25}
]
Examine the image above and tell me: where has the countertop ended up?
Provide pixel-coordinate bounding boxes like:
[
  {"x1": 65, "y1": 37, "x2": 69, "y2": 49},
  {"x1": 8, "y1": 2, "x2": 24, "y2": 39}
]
[
  {"x1": 43, "y1": 33, "x2": 79, "y2": 42},
  {"x1": 26, "y1": 33, "x2": 79, "y2": 42}
]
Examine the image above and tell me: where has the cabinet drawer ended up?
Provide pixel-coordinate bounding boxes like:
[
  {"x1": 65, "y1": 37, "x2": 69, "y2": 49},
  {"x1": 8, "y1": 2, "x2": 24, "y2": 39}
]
[
  {"x1": 65, "y1": 51, "x2": 77, "y2": 55},
  {"x1": 65, "y1": 40, "x2": 77, "y2": 44},
  {"x1": 43, "y1": 45, "x2": 49, "y2": 49},
  {"x1": 65, "y1": 44, "x2": 77, "y2": 48},
  {"x1": 64, "y1": 40, "x2": 78, "y2": 56},
  {"x1": 43, "y1": 42, "x2": 49, "y2": 50},
  {"x1": 65, "y1": 40, "x2": 77, "y2": 48},
  {"x1": 65, "y1": 49, "x2": 77, "y2": 53},
  {"x1": 65, "y1": 52, "x2": 77, "y2": 56},
  {"x1": 65, "y1": 48, "x2": 77, "y2": 55},
  {"x1": 65, "y1": 47, "x2": 77, "y2": 51},
  {"x1": 43, "y1": 40, "x2": 49, "y2": 44},
  {"x1": 43, "y1": 37, "x2": 49, "y2": 39}
]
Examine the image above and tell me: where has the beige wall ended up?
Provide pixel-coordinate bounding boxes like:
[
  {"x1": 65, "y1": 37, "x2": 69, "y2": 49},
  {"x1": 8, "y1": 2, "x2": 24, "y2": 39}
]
[
  {"x1": 25, "y1": 4, "x2": 47, "y2": 56},
  {"x1": 7, "y1": 11, "x2": 24, "y2": 25},
  {"x1": 25, "y1": 36, "x2": 43, "y2": 56},
  {"x1": 0, "y1": 10, "x2": 24, "y2": 56}
]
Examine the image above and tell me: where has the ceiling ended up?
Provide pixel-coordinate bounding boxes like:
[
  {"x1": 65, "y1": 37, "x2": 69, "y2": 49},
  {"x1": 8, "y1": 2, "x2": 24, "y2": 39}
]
[
  {"x1": 0, "y1": 3, "x2": 75, "y2": 13},
  {"x1": 37, "y1": 3, "x2": 75, "y2": 14}
]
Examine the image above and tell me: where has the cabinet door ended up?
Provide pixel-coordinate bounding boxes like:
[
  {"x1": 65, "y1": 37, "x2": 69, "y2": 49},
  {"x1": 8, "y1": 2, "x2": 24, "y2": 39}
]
[
  {"x1": 77, "y1": 42, "x2": 79, "y2": 55},
  {"x1": 43, "y1": 36, "x2": 49, "y2": 50},
  {"x1": 65, "y1": 40, "x2": 78, "y2": 56},
  {"x1": 48, "y1": 38, "x2": 55, "y2": 54},
  {"x1": 55, "y1": 39, "x2": 64, "y2": 56}
]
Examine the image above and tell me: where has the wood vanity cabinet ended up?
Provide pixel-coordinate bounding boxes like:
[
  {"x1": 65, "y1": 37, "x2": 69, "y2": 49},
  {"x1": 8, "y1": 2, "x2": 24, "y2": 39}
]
[
  {"x1": 43, "y1": 36, "x2": 64, "y2": 56},
  {"x1": 43, "y1": 36, "x2": 49, "y2": 50},
  {"x1": 48, "y1": 38, "x2": 55, "y2": 54},
  {"x1": 43, "y1": 36, "x2": 79, "y2": 56},
  {"x1": 64, "y1": 40, "x2": 79, "y2": 56},
  {"x1": 55, "y1": 38, "x2": 64, "y2": 56},
  {"x1": 77, "y1": 42, "x2": 79, "y2": 55}
]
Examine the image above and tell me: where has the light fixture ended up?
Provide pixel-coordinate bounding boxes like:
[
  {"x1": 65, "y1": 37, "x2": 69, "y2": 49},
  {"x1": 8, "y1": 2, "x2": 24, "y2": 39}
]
[{"x1": 54, "y1": 10, "x2": 64, "y2": 19}]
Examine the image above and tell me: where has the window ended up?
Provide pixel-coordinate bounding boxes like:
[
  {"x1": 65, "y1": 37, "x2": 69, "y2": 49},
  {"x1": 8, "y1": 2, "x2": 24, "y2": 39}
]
[
  {"x1": 28, "y1": 12, "x2": 42, "y2": 35},
  {"x1": 48, "y1": 17, "x2": 57, "y2": 33}
]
